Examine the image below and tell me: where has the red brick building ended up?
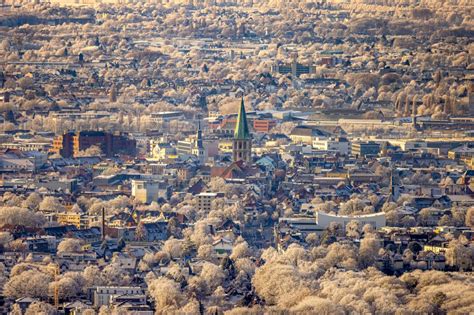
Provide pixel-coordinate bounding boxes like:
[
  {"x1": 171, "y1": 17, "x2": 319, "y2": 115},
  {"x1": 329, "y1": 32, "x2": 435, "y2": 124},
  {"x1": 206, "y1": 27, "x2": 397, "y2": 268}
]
[
  {"x1": 51, "y1": 131, "x2": 136, "y2": 158},
  {"x1": 51, "y1": 132, "x2": 74, "y2": 158},
  {"x1": 253, "y1": 119, "x2": 277, "y2": 133}
]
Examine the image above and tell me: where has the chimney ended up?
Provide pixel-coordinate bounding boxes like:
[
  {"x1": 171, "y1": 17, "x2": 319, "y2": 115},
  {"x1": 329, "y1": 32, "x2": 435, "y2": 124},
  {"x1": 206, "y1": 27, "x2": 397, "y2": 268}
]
[
  {"x1": 102, "y1": 207, "x2": 106, "y2": 241},
  {"x1": 208, "y1": 224, "x2": 215, "y2": 236}
]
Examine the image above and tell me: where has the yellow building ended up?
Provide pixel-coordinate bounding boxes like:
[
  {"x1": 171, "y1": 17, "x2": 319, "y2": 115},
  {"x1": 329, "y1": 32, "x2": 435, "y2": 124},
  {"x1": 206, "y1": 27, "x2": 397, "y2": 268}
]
[
  {"x1": 423, "y1": 244, "x2": 447, "y2": 255},
  {"x1": 219, "y1": 140, "x2": 233, "y2": 153},
  {"x1": 57, "y1": 213, "x2": 89, "y2": 229},
  {"x1": 148, "y1": 140, "x2": 178, "y2": 161}
]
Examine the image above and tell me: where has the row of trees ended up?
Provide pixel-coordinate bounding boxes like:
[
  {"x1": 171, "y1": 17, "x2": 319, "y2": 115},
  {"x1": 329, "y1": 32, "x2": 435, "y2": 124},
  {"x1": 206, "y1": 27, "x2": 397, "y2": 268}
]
[{"x1": 4, "y1": 262, "x2": 131, "y2": 301}]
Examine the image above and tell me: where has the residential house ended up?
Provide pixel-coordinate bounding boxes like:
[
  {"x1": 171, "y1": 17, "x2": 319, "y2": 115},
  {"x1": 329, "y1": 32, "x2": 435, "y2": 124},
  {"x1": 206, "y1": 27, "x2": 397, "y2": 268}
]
[{"x1": 212, "y1": 237, "x2": 234, "y2": 258}]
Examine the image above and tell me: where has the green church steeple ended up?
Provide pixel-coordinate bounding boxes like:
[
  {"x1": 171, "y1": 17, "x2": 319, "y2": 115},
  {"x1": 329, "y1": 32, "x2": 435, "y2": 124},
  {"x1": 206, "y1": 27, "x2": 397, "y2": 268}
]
[
  {"x1": 234, "y1": 97, "x2": 250, "y2": 140},
  {"x1": 232, "y1": 97, "x2": 252, "y2": 163}
]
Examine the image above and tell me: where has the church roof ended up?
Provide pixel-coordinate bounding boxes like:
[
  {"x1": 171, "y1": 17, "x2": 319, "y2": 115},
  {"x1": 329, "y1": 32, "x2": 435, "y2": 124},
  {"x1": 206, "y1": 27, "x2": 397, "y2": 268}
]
[{"x1": 234, "y1": 97, "x2": 250, "y2": 140}]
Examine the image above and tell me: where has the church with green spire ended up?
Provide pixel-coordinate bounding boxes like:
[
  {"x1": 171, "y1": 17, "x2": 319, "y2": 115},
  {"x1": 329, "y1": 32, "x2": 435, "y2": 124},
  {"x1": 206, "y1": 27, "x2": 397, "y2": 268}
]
[{"x1": 232, "y1": 97, "x2": 252, "y2": 163}]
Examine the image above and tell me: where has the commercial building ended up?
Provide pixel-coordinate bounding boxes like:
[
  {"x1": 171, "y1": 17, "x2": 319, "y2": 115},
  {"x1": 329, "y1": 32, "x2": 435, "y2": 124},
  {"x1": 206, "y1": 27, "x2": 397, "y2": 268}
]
[
  {"x1": 253, "y1": 119, "x2": 277, "y2": 133},
  {"x1": 90, "y1": 286, "x2": 144, "y2": 308},
  {"x1": 279, "y1": 211, "x2": 386, "y2": 235},
  {"x1": 195, "y1": 192, "x2": 224, "y2": 212},
  {"x1": 51, "y1": 131, "x2": 136, "y2": 158},
  {"x1": 448, "y1": 145, "x2": 474, "y2": 160},
  {"x1": 388, "y1": 139, "x2": 427, "y2": 151},
  {"x1": 0, "y1": 149, "x2": 46, "y2": 172},
  {"x1": 316, "y1": 211, "x2": 386, "y2": 231},
  {"x1": 149, "y1": 111, "x2": 185, "y2": 123},
  {"x1": 56, "y1": 212, "x2": 90, "y2": 229},
  {"x1": 131, "y1": 179, "x2": 171, "y2": 204},
  {"x1": 289, "y1": 126, "x2": 329, "y2": 145},
  {"x1": 271, "y1": 59, "x2": 316, "y2": 77},
  {"x1": 351, "y1": 141, "x2": 381, "y2": 157},
  {"x1": 312, "y1": 137, "x2": 350, "y2": 155},
  {"x1": 0, "y1": 142, "x2": 51, "y2": 152},
  {"x1": 36, "y1": 178, "x2": 78, "y2": 193}
]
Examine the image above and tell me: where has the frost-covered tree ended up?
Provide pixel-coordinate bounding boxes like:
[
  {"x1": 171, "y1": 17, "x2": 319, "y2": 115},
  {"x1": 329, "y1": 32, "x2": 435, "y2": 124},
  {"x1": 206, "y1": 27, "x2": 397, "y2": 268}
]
[
  {"x1": 199, "y1": 262, "x2": 225, "y2": 294},
  {"x1": 445, "y1": 239, "x2": 473, "y2": 271},
  {"x1": 0, "y1": 207, "x2": 46, "y2": 228},
  {"x1": 230, "y1": 241, "x2": 250, "y2": 260},
  {"x1": 25, "y1": 301, "x2": 56, "y2": 315},
  {"x1": 39, "y1": 196, "x2": 65, "y2": 213},
  {"x1": 197, "y1": 244, "x2": 214, "y2": 260},
  {"x1": 466, "y1": 207, "x2": 474, "y2": 228},
  {"x1": 57, "y1": 238, "x2": 82, "y2": 254},
  {"x1": 162, "y1": 238, "x2": 184, "y2": 259},
  {"x1": 4, "y1": 270, "x2": 52, "y2": 299},
  {"x1": 22, "y1": 193, "x2": 42, "y2": 211},
  {"x1": 148, "y1": 277, "x2": 182, "y2": 311},
  {"x1": 359, "y1": 233, "x2": 381, "y2": 268},
  {"x1": 101, "y1": 263, "x2": 131, "y2": 286},
  {"x1": 345, "y1": 220, "x2": 361, "y2": 239}
]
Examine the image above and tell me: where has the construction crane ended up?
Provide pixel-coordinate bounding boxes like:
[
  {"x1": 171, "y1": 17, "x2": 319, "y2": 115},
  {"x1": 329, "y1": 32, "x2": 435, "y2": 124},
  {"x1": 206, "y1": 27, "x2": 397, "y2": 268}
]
[{"x1": 49, "y1": 263, "x2": 60, "y2": 308}]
